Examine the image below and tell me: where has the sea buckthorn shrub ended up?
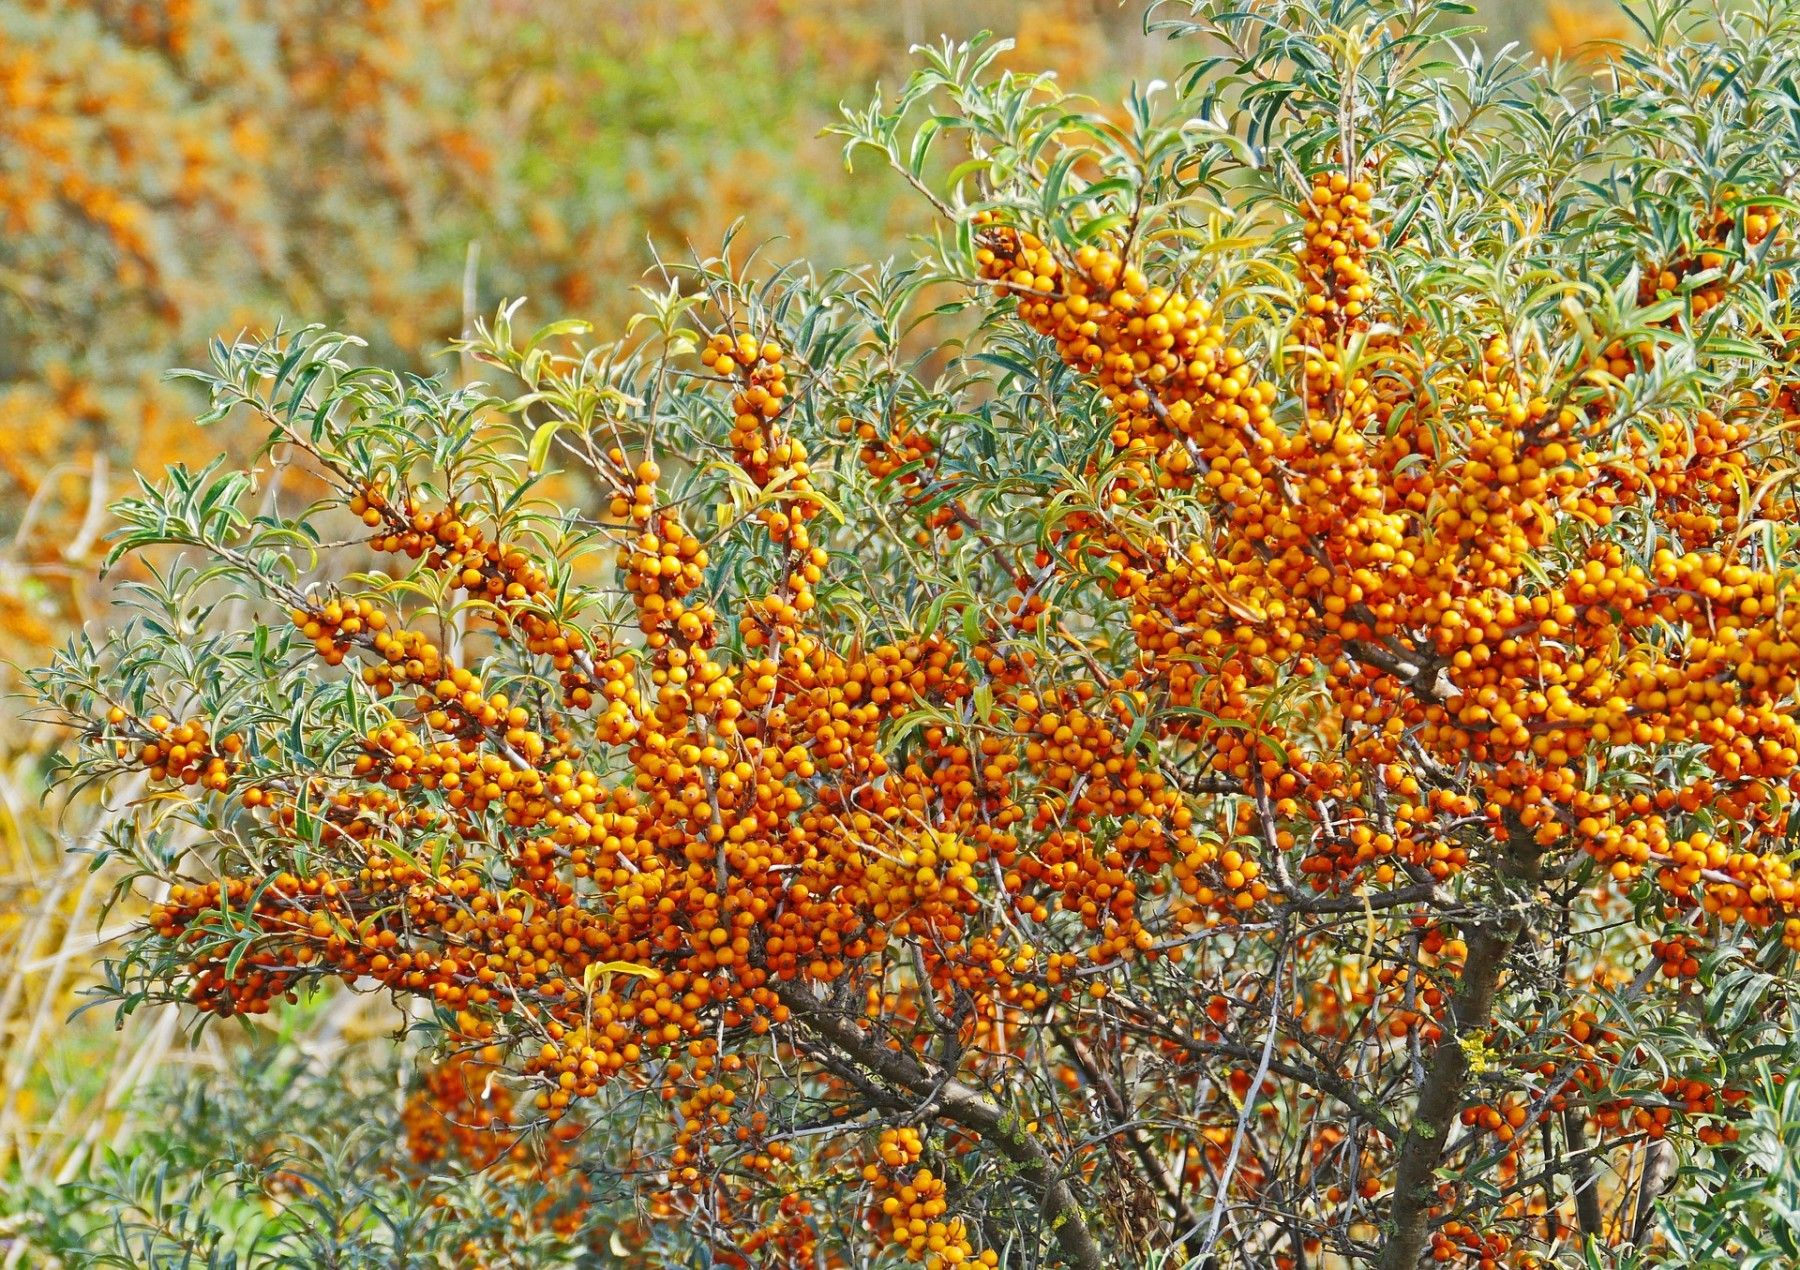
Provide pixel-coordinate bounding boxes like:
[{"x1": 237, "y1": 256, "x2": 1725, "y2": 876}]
[{"x1": 29, "y1": 0, "x2": 1800, "y2": 1265}]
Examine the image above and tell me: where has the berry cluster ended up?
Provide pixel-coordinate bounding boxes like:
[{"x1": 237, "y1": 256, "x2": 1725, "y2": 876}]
[
  {"x1": 864, "y1": 1127, "x2": 993, "y2": 1268},
  {"x1": 113, "y1": 710, "x2": 239, "y2": 789}
]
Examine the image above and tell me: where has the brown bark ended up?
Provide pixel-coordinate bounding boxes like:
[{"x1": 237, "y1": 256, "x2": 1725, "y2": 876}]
[
  {"x1": 1631, "y1": 1139, "x2": 1676, "y2": 1246},
  {"x1": 1376, "y1": 920, "x2": 1517, "y2": 1270},
  {"x1": 1562, "y1": 1107, "x2": 1604, "y2": 1241}
]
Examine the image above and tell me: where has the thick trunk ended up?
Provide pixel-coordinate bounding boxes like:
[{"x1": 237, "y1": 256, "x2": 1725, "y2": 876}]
[
  {"x1": 1631, "y1": 1139, "x2": 1676, "y2": 1246},
  {"x1": 775, "y1": 983, "x2": 1107, "y2": 1270},
  {"x1": 1376, "y1": 921, "x2": 1516, "y2": 1270}
]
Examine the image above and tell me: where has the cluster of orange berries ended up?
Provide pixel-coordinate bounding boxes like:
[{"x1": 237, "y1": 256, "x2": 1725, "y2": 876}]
[
  {"x1": 111, "y1": 708, "x2": 239, "y2": 788},
  {"x1": 621, "y1": 509, "x2": 713, "y2": 644},
  {"x1": 1639, "y1": 192, "x2": 1785, "y2": 322},
  {"x1": 705, "y1": 331, "x2": 824, "y2": 538},
  {"x1": 351, "y1": 492, "x2": 554, "y2": 618},
  {"x1": 246, "y1": 776, "x2": 420, "y2": 846},
  {"x1": 1370, "y1": 957, "x2": 1450, "y2": 1044},
  {"x1": 1649, "y1": 934, "x2": 1703, "y2": 980},
  {"x1": 848, "y1": 412, "x2": 938, "y2": 486},
  {"x1": 1003, "y1": 685, "x2": 1236, "y2": 938},
  {"x1": 667, "y1": 1074, "x2": 741, "y2": 1183},
  {"x1": 973, "y1": 187, "x2": 1393, "y2": 857},
  {"x1": 601, "y1": 1135, "x2": 829, "y2": 1268},
  {"x1": 293, "y1": 596, "x2": 387, "y2": 666},
  {"x1": 972, "y1": 212, "x2": 1281, "y2": 530},
  {"x1": 154, "y1": 870, "x2": 369, "y2": 1015},
  {"x1": 298, "y1": 603, "x2": 568, "y2": 779},
  {"x1": 1429, "y1": 1221, "x2": 1512, "y2": 1267},
  {"x1": 972, "y1": 173, "x2": 1800, "y2": 943},
  {"x1": 1588, "y1": 1072, "x2": 1747, "y2": 1143},
  {"x1": 1635, "y1": 407, "x2": 1758, "y2": 548},
  {"x1": 353, "y1": 717, "x2": 527, "y2": 811},
  {"x1": 864, "y1": 1127, "x2": 992, "y2": 1269},
  {"x1": 1295, "y1": 175, "x2": 1381, "y2": 407},
  {"x1": 401, "y1": 1049, "x2": 593, "y2": 1250},
  {"x1": 1459, "y1": 1098, "x2": 1535, "y2": 1144},
  {"x1": 842, "y1": 410, "x2": 978, "y2": 546},
  {"x1": 357, "y1": 624, "x2": 443, "y2": 698},
  {"x1": 406, "y1": 1048, "x2": 530, "y2": 1171}
]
